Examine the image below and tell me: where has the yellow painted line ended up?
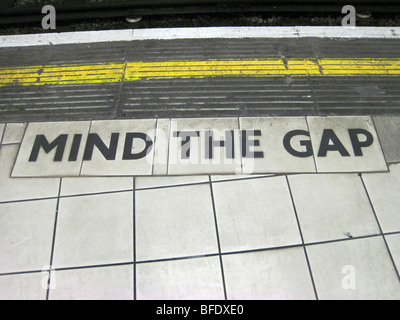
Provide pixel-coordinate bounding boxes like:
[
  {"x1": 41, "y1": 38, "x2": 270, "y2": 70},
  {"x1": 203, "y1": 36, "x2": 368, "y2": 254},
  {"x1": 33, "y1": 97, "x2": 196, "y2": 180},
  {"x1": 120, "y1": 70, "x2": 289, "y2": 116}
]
[{"x1": 0, "y1": 59, "x2": 399, "y2": 87}]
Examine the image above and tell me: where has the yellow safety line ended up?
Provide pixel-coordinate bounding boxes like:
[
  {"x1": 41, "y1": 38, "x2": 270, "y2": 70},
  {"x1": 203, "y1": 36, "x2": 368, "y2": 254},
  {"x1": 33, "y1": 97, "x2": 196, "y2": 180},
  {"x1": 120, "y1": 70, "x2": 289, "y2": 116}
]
[{"x1": 0, "y1": 59, "x2": 399, "y2": 87}]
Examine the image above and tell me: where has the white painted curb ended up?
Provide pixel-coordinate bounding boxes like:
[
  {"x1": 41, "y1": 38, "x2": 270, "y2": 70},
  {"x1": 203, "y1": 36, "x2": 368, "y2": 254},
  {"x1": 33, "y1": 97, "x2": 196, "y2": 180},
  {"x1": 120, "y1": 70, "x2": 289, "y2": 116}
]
[{"x1": 0, "y1": 26, "x2": 400, "y2": 48}]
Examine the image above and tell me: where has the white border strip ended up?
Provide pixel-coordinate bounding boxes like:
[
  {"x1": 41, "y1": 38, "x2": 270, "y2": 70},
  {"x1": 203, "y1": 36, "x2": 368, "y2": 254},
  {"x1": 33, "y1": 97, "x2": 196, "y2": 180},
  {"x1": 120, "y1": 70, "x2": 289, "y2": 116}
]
[{"x1": 1, "y1": 26, "x2": 400, "y2": 48}]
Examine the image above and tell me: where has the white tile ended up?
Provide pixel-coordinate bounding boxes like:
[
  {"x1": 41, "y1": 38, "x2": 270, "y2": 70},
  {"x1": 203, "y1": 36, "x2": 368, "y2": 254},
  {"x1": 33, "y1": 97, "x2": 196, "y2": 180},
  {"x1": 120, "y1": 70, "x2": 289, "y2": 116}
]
[
  {"x1": 168, "y1": 118, "x2": 241, "y2": 175},
  {"x1": 212, "y1": 176, "x2": 301, "y2": 252},
  {"x1": 362, "y1": 163, "x2": 400, "y2": 233},
  {"x1": 240, "y1": 117, "x2": 316, "y2": 174},
  {"x1": 80, "y1": 119, "x2": 156, "y2": 176},
  {"x1": 153, "y1": 119, "x2": 170, "y2": 175},
  {"x1": 288, "y1": 174, "x2": 379, "y2": 243},
  {"x1": 223, "y1": 248, "x2": 316, "y2": 300},
  {"x1": 385, "y1": 234, "x2": 400, "y2": 276},
  {"x1": 373, "y1": 116, "x2": 400, "y2": 163},
  {"x1": 307, "y1": 237, "x2": 400, "y2": 300},
  {"x1": 0, "y1": 199, "x2": 57, "y2": 273},
  {"x1": 210, "y1": 174, "x2": 273, "y2": 182},
  {"x1": 2, "y1": 123, "x2": 27, "y2": 145},
  {"x1": 307, "y1": 116, "x2": 387, "y2": 172},
  {"x1": 12, "y1": 121, "x2": 91, "y2": 177},
  {"x1": 136, "y1": 184, "x2": 218, "y2": 261},
  {"x1": 0, "y1": 273, "x2": 47, "y2": 300},
  {"x1": 136, "y1": 256, "x2": 224, "y2": 300},
  {"x1": 0, "y1": 145, "x2": 60, "y2": 202},
  {"x1": 52, "y1": 192, "x2": 133, "y2": 268},
  {"x1": 61, "y1": 176, "x2": 133, "y2": 196},
  {"x1": 49, "y1": 265, "x2": 134, "y2": 300},
  {"x1": 135, "y1": 175, "x2": 208, "y2": 189}
]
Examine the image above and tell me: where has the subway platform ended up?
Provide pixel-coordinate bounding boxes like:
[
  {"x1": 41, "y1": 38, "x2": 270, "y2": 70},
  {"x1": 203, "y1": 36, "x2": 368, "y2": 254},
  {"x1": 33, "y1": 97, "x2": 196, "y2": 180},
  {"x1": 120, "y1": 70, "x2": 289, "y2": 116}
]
[{"x1": 0, "y1": 27, "x2": 400, "y2": 300}]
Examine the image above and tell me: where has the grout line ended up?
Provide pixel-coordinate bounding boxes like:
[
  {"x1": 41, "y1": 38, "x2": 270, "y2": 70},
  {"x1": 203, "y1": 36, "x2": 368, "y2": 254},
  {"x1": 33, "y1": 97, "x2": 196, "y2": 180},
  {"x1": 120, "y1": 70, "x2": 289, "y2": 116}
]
[
  {"x1": 285, "y1": 175, "x2": 319, "y2": 300},
  {"x1": 208, "y1": 175, "x2": 228, "y2": 300},
  {"x1": 305, "y1": 116, "x2": 318, "y2": 173},
  {"x1": 132, "y1": 177, "x2": 137, "y2": 300},
  {"x1": 46, "y1": 177, "x2": 62, "y2": 300},
  {"x1": 1, "y1": 231, "x2": 398, "y2": 278},
  {"x1": 359, "y1": 173, "x2": 400, "y2": 282},
  {"x1": 78, "y1": 121, "x2": 92, "y2": 176}
]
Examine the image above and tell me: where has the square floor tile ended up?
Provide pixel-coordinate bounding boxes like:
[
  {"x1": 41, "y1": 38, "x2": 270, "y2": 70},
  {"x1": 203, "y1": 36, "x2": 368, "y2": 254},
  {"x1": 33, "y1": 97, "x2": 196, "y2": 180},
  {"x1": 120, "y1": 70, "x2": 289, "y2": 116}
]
[
  {"x1": 288, "y1": 174, "x2": 380, "y2": 243},
  {"x1": 223, "y1": 248, "x2": 316, "y2": 300},
  {"x1": 135, "y1": 175, "x2": 208, "y2": 189},
  {"x1": 2, "y1": 123, "x2": 27, "y2": 145},
  {"x1": 385, "y1": 234, "x2": 400, "y2": 277},
  {"x1": 52, "y1": 192, "x2": 133, "y2": 268},
  {"x1": 80, "y1": 119, "x2": 156, "y2": 176},
  {"x1": 307, "y1": 116, "x2": 387, "y2": 172},
  {"x1": 61, "y1": 176, "x2": 133, "y2": 196},
  {"x1": 373, "y1": 116, "x2": 400, "y2": 163},
  {"x1": 362, "y1": 163, "x2": 400, "y2": 233},
  {"x1": 0, "y1": 272, "x2": 47, "y2": 300},
  {"x1": 136, "y1": 256, "x2": 224, "y2": 300},
  {"x1": 239, "y1": 117, "x2": 316, "y2": 174},
  {"x1": 210, "y1": 174, "x2": 273, "y2": 182},
  {"x1": 212, "y1": 176, "x2": 301, "y2": 252},
  {"x1": 12, "y1": 121, "x2": 91, "y2": 177},
  {"x1": 135, "y1": 184, "x2": 218, "y2": 261},
  {"x1": 168, "y1": 118, "x2": 241, "y2": 175},
  {"x1": 306, "y1": 237, "x2": 400, "y2": 300},
  {"x1": 0, "y1": 145, "x2": 60, "y2": 202},
  {"x1": 0, "y1": 199, "x2": 57, "y2": 273},
  {"x1": 49, "y1": 265, "x2": 134, "y2": 300}
]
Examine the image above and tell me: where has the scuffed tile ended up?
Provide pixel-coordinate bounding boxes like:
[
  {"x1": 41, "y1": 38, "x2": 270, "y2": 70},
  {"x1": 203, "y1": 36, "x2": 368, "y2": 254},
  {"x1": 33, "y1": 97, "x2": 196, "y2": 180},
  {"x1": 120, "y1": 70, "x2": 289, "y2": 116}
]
[
  {"x1": 12, "y1": 121, "x2": 91, "y2": 177},
  {"x1": 0, "y1": 199, "x2": 57, "y2": 273},
  {"x1": 52, "y1": 192, "x2": 133, "y2": 268},
  {"x1": 373, "y1": 116, "x2": 400, "y2": 163},
  {"x1": 61, "y1": 176, "x2": 133, "y2": 196},
  {"x1": 0, "y1": 145, "x2": 60, "y2": 202},
  {"x1": 362, "y1": 163, "x2": 400, "y2": 233},
  {"x1": 80, "y1": 119, "x2": 156, "y2": 176},
  {"x1": 240, "y1": 117, "x2": 316, "y2": 174},
  {"x1": 307, "y1": 237, "x2": 400, "y2": 300},
  {"x1": 212, "y1": 176, "x2": 301, "y2": 252},
  {"x1": 168, "y1": 118, "x2": 241, "y2": 175},
  {"x1": 49, "y1": 265, "x2": 134, "y2": 300},
  {"x1": 135, "y1": 175, "x2": 208, "y2": 189},
  {"x1": 223, "y1": 248, "x2": 316, "y2": 300},
  {"x1": 2, "y1": 123, "x2": 27, "y2": 145},
  {"x1": 135, "y1": 184, "x2": 218, "y2": 261},
  {"x1": 288, "y1": 174, "x2": 380, "y2": 243},
  {"x1": 0, "y1": 273, "x2": 47, "y2": 300},
  {"x1": 136, "y1": 257, "x2": 224, "y2": 300},
  {"x1": 307, "y1": 116, "x2": 387, "y2": 173}
]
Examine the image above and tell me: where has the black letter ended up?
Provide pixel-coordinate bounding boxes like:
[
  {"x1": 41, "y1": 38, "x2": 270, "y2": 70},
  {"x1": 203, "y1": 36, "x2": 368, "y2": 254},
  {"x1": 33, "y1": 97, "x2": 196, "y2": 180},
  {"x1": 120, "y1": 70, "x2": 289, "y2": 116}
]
[
  {"x1": 205, "y1": 130, "x2": 235, "y2": 159},
  {"x1": 83, "y1": 133, "x2": 119, "y2": 161},
  {"x1": 348, "y1": 129, "x2": 374, "y2": 156},
  {"x1": 29, "y1": 134, "x2": 67, "y2": 162},
  {"x1": 123, "y1": 133, "x2": 153, "y2": 160},
  {"x1": 318, "y1": 129, "x2": 350, "y2": 157},
  {"x1": 173, "y1": 131, "x2": 200, "y2": 159},
  {"x1": 283, "y1": 130, "x2": 313, "y2": 158},
  {"x1": 68, "y1": 134, "x2": 82, "y2": 162},
  {"x1": 241, "y1": 130, "x2": 264, "y2": 158}
]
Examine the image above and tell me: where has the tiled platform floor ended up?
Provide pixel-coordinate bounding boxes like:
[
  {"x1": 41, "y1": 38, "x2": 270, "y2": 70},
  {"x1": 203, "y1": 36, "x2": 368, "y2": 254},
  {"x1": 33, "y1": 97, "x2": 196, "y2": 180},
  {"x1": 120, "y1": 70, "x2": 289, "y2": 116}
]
[{"x1": 0, "y1": 122, "x2": 400, "y2": 300}]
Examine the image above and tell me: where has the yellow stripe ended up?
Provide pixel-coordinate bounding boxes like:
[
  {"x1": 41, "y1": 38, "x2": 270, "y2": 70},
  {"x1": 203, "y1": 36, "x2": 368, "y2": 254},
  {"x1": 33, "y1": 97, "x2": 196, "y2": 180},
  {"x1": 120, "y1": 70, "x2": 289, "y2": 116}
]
[{"x1": 0, "y1": 59, "x2": 399, "y2": 87}]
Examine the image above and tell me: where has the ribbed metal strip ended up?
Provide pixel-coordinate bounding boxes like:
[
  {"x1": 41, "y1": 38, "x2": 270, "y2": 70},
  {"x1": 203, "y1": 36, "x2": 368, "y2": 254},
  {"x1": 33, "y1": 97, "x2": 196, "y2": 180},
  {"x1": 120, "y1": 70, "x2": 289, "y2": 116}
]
[{"x1": 0, "y1": 83, "x2": 120, "y2": 122}]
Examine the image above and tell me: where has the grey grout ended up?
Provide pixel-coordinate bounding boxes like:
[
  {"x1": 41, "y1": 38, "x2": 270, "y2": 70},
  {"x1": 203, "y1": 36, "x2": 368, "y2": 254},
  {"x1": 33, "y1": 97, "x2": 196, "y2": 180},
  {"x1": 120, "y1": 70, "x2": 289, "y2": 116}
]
[
  {"x1": 2, "y1": 231, "x2": 399, "y2": 278},
  {"x1": 359, "y1": 173, "x2": 400, "y2": 282},
  {"x1": 285, "y1": 175, "x2": 319, "y2": 300}
]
